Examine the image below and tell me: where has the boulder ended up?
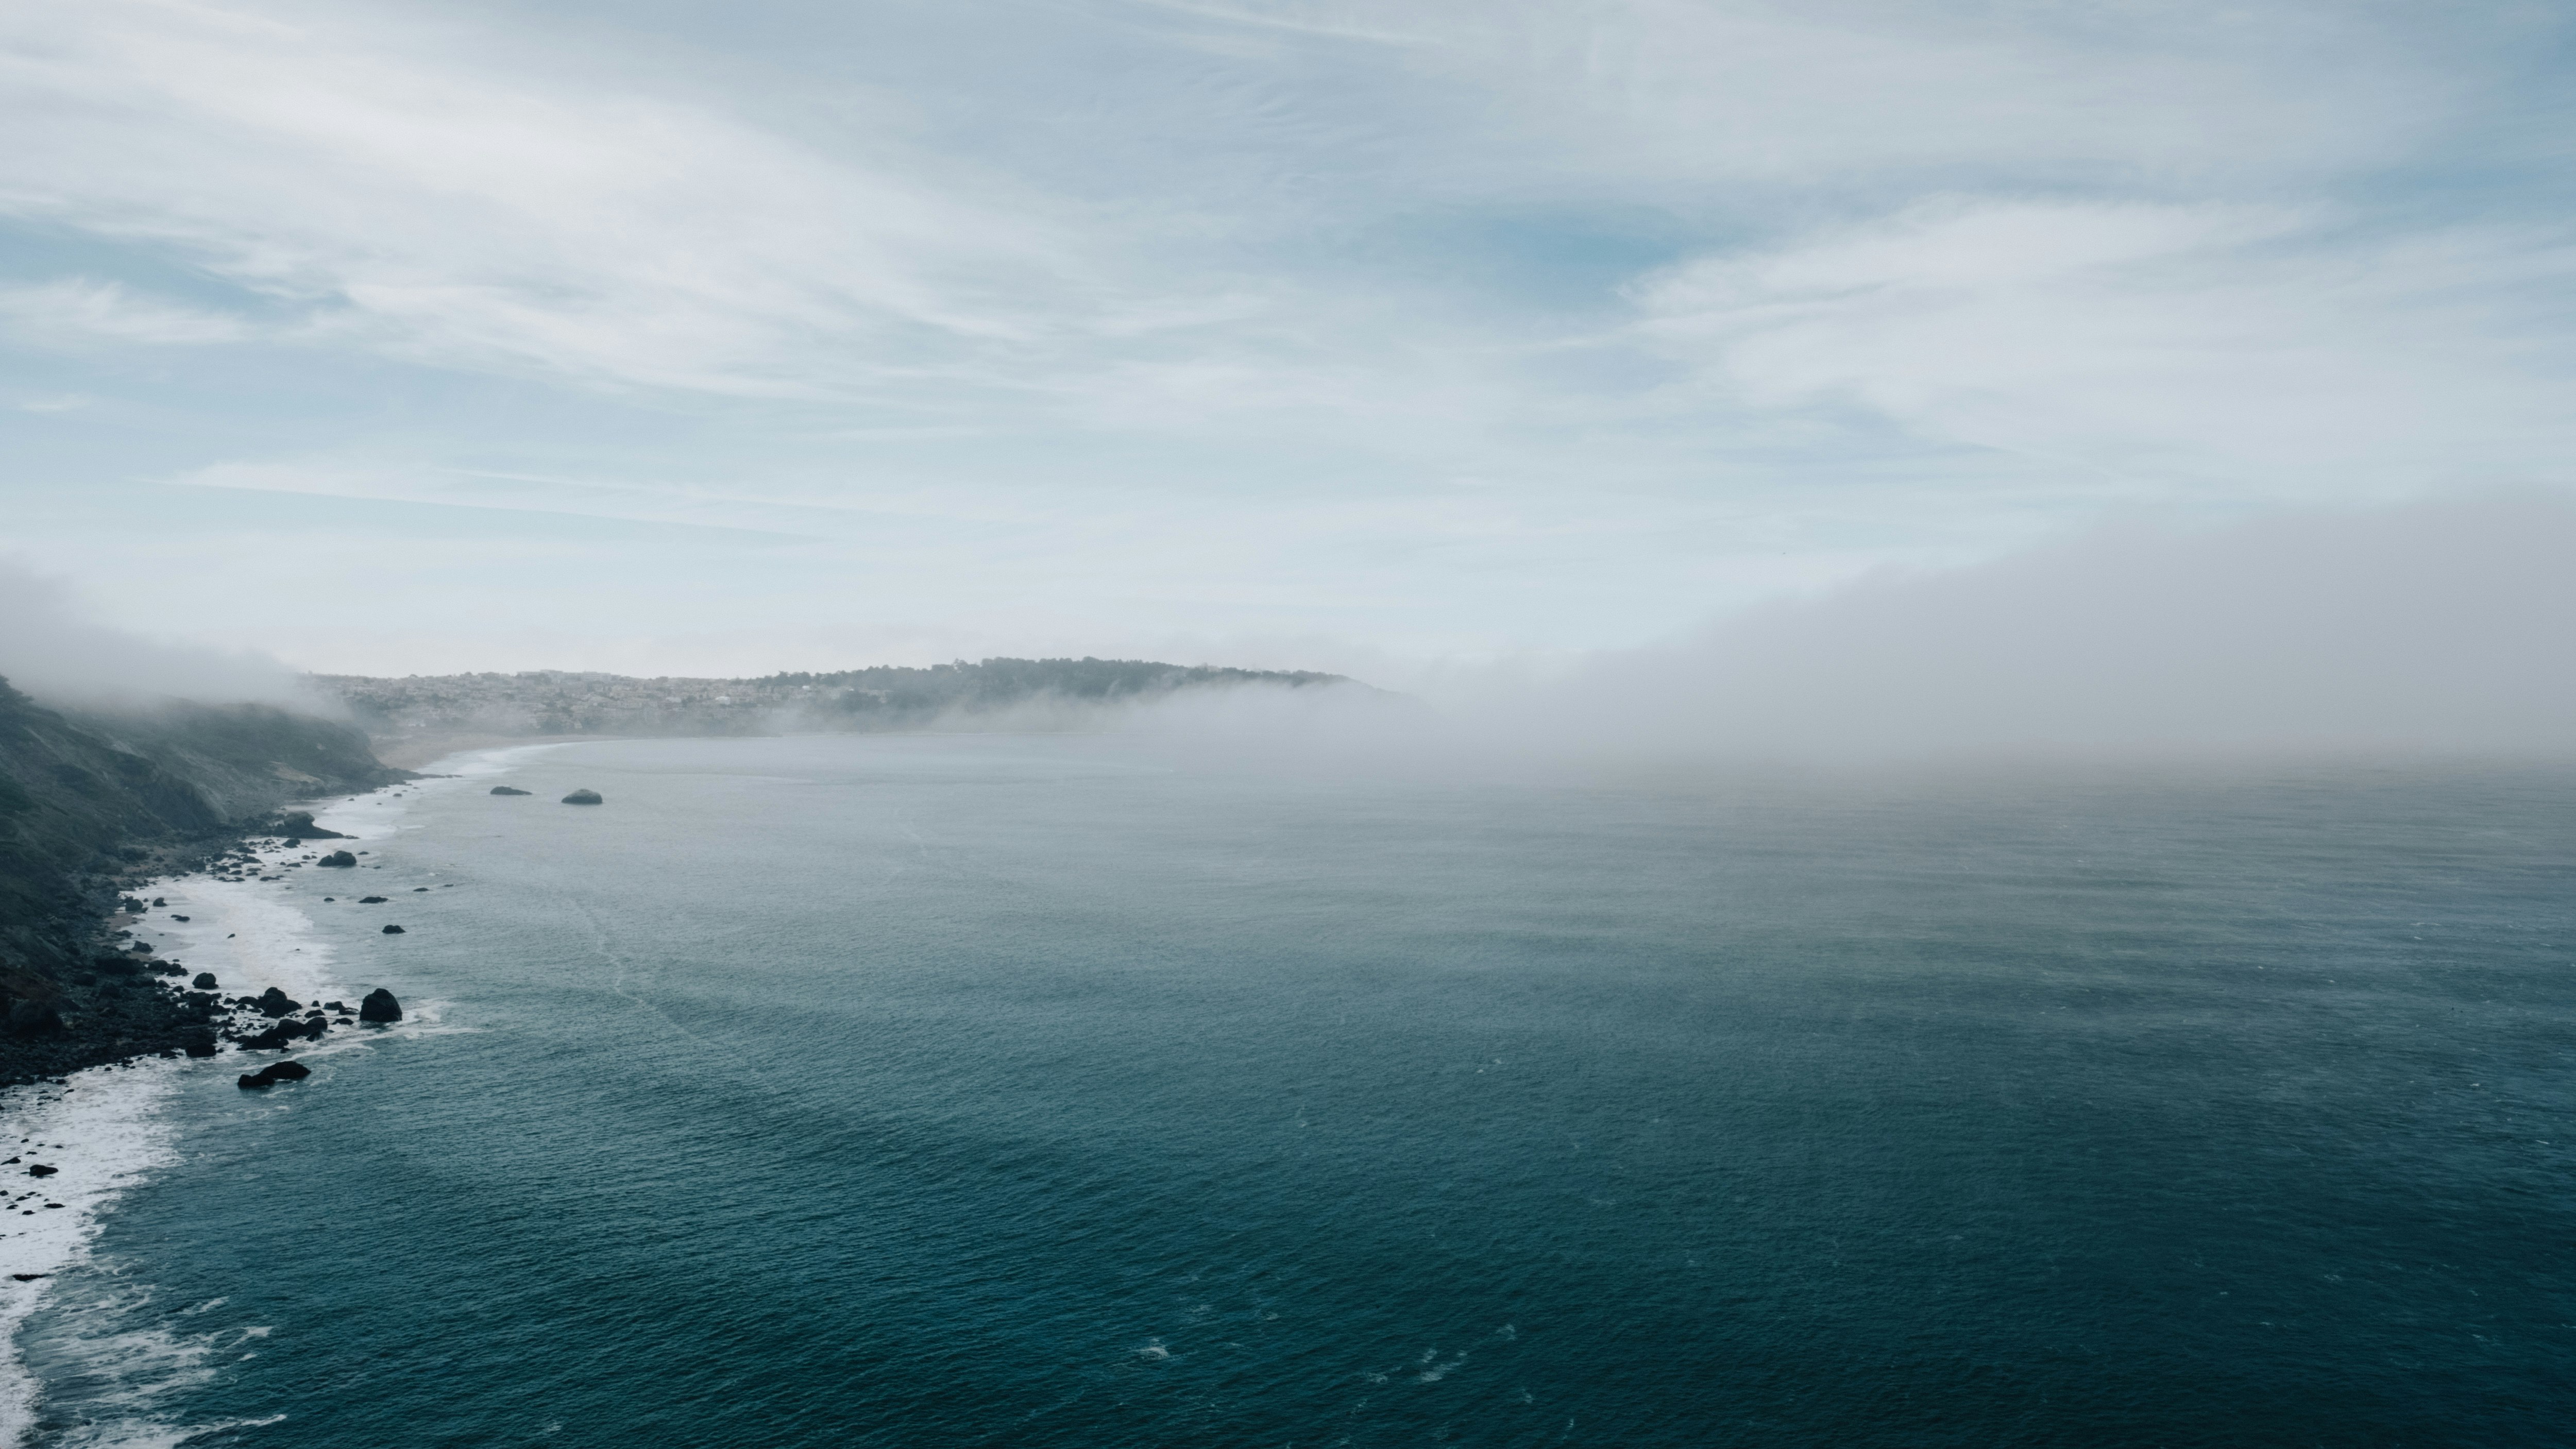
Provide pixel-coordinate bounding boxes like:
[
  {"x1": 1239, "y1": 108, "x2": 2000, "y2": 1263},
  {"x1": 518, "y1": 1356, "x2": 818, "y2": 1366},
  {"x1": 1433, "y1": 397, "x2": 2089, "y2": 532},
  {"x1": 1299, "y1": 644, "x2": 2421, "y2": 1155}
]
[
  {"x1": 316, "y1": 850, "x2": 358, "y2": 868},
  {"x1": 561, "y1": 789, "x2": 604, "y2": 805},
  {"x1": 236, "y1": 1060, "x2": 311, "y2": 1088},
  {"x1": 359, "y1": 987, "x2": 403, "y2": 1024},
  {"x1": 381, "y1": 924, "x2": 406, "y2": 935},
  {"x1": 359, "y1": 895, "x2": 388, "y2": 904},
  {"x1": 192, "y1": 973, "x2": 218, "y2": 989},
  {"x1": 489, "y1": 786, "x2": 532, "y2": 796},
  {"x1": 26, "y1": 1164, "x2": 56, "y2": 1178},
  {"x1": 235, "y1": 1016, "x2": 323, "y2": 1049},
  {"x1": 256, "y1": 987, "x2": 302, "y2": 1017},
  {"x1": 181, "y1": 1033, "x2": 217, "y2": 1059},
  {"x1": 275, "y1": 811, "x2": 349, "y2": 840}
]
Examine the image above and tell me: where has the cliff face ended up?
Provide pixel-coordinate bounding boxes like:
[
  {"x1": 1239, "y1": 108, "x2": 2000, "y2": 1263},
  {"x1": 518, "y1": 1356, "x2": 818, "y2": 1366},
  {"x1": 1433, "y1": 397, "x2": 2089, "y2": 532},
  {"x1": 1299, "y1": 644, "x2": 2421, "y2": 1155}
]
[{"x1": 0, "y1": 676, "x2": 405, "y2": 1081}]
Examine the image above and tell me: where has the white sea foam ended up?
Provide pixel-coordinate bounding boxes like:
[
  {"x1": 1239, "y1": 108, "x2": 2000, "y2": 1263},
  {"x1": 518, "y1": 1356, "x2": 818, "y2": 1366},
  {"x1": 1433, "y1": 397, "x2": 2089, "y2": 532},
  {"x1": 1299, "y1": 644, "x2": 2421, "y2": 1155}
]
[
  {"x1": 0, "y1": 1062, "x2": 186, "y2": 1448},
  {"x1": 0, "y1": 742, "x2": 553, "y2": 1446}
]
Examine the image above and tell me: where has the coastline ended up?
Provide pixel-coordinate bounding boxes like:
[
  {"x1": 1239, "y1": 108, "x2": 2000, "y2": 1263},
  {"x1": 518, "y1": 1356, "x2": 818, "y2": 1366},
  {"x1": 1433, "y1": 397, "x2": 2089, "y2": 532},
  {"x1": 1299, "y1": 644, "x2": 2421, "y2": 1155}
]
[
  {"x1": 0, "y1": 742, "x2": 555, "y2": 1449},
  {"x1": 369, "y1": 732, "x2": 609, "y2": 772}
]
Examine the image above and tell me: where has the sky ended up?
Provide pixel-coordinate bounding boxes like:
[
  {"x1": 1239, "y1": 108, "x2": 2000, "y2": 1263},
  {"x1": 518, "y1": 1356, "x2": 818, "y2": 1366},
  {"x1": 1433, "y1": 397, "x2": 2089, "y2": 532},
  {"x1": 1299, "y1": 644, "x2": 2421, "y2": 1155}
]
[{"x1": 3, "y1": 0, "x2": 2573, "y2": 685}]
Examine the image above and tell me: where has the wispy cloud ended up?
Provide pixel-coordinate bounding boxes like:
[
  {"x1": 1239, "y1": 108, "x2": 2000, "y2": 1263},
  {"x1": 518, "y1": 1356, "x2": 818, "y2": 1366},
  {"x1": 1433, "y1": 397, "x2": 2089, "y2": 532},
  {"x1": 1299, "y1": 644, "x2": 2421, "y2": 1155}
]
[
  {"x1": 0, "y1": 0, "x2": 1126, "y2": 397},
  {"x1": 1628, "y1": 200, "x2": 2576, "y2": 492},
  {"x1": 2, "y1": 0, "x2": 2571, "y2": 673},
  {"x1": 0, "y1": 277, "x2": 256, "y2": 347}
]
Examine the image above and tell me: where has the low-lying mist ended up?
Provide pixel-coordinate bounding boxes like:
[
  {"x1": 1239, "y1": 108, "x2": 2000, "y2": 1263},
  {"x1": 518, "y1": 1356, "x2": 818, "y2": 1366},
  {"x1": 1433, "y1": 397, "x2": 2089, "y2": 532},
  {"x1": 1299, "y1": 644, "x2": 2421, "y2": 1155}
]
[
  {"x1": 1102, "y1": 491, "x2": 2576, "y2": 772},
  {"x1": 8, "y1": 491, "x2": 2569, "y2": 773},
  {"x1": 0, "y1": 560, "x2": 333, "y2": 714}
]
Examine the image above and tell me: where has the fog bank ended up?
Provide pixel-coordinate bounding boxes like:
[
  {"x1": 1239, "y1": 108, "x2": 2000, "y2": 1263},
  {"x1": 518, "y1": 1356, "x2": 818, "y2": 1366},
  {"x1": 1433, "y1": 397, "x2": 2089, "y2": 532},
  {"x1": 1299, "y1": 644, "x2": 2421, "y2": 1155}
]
[
  {"x1": 1452, "y1": 492, "x2": 2576, "y2": 762},
  {"x1": 0, "y1": 561, "x2": 328, "y2": 712}
]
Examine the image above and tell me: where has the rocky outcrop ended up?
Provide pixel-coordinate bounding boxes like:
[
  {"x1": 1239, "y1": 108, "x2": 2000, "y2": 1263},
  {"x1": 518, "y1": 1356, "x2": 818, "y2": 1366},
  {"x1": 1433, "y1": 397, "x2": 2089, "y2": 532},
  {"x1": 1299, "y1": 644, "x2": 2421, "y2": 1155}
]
[
  {"x1": 274, "y1": 811, "x2": 349, "y2": 840},
  {"x1": 0, "y1": 675, "x2": 406, "y2": 1084},
  {"x1": 381, "y1": 924, "x2": 405, "y2": 935},
  {"x1": 192, "y1": 973, "x2": 218, "y2": 989},
  {"x1": 358, "y1": 895, "x2": 388, "y2": 904},
  {"x1": 316, "y1": 849, "x2": 358, "y2": 868},
  {"x1": 359, "y1": 987, "x2": 402, "y2": 1023},
  {"x1": 234, "y1": 1017, "x2": 324, "y2": 1050},
  {"x1": 255, "y1": 987, "x2": 302, "y2": 1018},
  {"x1": 237, "y1": 1058, "x2": 312, "y2": 1088},
  {"x1": 489, "y1": 786, "x2": 532, "y2": 796},
  {"x1": 561, "y1": 788, "x2": 604, "y2": 805}
]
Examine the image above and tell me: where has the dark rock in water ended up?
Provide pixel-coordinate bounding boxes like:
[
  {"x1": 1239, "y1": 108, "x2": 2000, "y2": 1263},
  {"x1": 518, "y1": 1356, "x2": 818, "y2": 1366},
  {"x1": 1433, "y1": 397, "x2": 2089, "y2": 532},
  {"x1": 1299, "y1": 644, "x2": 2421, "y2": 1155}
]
[
  {"x1": 152, "y1": 897, "x2": 165, "y2": 907},
  {"x1": 236, "y1": 1015, "x2": 322, "y2": 1048},
  {"x1": 256, "y1": 987, "x2": 302, "y2": 1018},
  {"x1": 262, "y1": 1059, "x2": 312, "y2": 1081},
  {"x1": 359, "y1": 895, "x2": 388, "y2": 904},
  {"x1": 275, "y1": 811, "x2": 349, "y2": 840},
  {"x1": 237, "y1": 1072, "x2": 276, "y2": 1089},
  {"x1": 27, "y1": 1164, "x2": 57, "y2": 1177},
  {"x1": 381, "y1": 924, "x2": 406, "y2": 935},
  {"x1": 193, "y1": 973, "x2": 218, "y2": 989},
  {"x1": 561, "y1": 788, "x2": 604, "y2": 805},
  {"x1": 490, "y1": 786, "x2": 532, "y2": 796},
  {"x1": 316, "y1": 850, "x2": 358, "y2": 868},
  {"x1": 181, "y1": 1033, "x2": 217, "y2": 1058},
  {"x1": 170, "y1": 914, "x2": 189, "y2": 921},
  {"x1": 359, "y1": 987, "x2": 402, "y2": 1024}
]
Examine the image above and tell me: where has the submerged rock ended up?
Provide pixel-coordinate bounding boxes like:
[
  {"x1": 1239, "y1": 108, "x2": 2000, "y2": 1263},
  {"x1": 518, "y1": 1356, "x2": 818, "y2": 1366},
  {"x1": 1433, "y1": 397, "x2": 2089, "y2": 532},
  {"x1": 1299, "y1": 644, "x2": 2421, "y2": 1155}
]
[
  {"x1": 381, "y1": 924, "x2": 406, "y2": 935},
  {"x1": 359, "y1": 987, "x2": 402, "y2": 1024},
  {"x1": 316, "y1": 850, "x2": 358, "y2": 868},
  {"x1": 561, "y1": 789, "x2": 604, "y2": 805},
  {"x1": 359, "y1": 895, "x2": 388, "y2": 904},
  {"x1": 490, "y1": 786, "x2": 532, "y2": 796}
]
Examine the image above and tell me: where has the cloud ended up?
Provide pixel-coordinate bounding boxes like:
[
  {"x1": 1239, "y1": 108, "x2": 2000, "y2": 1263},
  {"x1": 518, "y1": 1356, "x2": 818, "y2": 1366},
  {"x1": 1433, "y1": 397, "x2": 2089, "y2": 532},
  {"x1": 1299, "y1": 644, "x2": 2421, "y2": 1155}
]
[
  {"x1": 1, "y1": 0, "x2": 2572, "y2": 675},
  {"x1": 1628, "y1": 200, "x2": 2576, "y2": 494},
  {"x1": 0, "y1": 278, "x2": 256, "y2": 347},
  {"x1": 0, "y1": 0, "x2": 1112, "y2": 398}
]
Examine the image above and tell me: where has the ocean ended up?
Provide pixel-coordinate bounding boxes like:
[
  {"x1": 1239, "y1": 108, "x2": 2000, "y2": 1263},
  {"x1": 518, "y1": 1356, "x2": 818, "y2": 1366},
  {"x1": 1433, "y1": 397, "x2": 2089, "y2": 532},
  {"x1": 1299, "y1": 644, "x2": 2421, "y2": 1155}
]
[{"x1": 4, "y1": 732, "x2": 2571, "y2": 1446}]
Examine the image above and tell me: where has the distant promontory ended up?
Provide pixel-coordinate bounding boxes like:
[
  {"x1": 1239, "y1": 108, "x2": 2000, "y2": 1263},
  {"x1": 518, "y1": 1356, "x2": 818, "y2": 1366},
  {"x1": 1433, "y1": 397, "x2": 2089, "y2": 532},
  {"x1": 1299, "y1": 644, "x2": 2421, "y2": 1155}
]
[{"x1": 320, "y1": 657, "x2": 1355, "y2": 761}]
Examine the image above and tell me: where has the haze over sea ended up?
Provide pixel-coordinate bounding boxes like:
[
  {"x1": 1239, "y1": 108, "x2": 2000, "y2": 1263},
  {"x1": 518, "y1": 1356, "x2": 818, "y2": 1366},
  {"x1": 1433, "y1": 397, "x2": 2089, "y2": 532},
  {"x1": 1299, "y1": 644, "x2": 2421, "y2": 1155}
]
[{"x1": 9, "y1": 732, "x2": 2571, "y2": 1446}]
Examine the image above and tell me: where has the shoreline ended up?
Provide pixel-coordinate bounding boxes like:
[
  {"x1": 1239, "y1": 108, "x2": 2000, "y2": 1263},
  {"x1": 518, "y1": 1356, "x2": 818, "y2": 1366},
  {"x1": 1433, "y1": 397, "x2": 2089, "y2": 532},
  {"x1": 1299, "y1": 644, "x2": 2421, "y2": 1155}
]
[{"x1": 0, "y1": 742, "x2": 553, "y2": 1449}]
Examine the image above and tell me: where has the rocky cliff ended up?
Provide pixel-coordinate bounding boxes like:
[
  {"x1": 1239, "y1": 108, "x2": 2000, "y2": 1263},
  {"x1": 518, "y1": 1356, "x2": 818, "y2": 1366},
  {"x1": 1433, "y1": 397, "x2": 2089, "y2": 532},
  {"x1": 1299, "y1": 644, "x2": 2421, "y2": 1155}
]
[{"x1": 0, "y1": 676, "x2": 406, "y2": 1082}]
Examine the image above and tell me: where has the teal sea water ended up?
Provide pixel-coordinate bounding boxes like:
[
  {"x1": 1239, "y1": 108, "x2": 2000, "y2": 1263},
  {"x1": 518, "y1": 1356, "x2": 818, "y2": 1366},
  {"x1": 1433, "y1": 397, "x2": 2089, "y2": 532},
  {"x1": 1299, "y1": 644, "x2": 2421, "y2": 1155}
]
[{"x1": 11, "y1": 734, "x2": 2575, "y2": 1446}]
